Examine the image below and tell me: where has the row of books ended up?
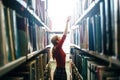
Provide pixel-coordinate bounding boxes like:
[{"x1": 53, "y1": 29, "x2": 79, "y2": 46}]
[
  {"x1": 70, "y1": 0, "x2": 120, "y2": 59},
  {"x1": 70, "y1": 14, "x2": 101, "y2": 52},
  {"x1": 0, "y1": 1, "x2": 48, "y2": 67},
  {"x1": 70, "y1": 0, "x2": 97, "y2": 26},
  {"x1": 70, "y1": 62, "x2": 83, "y2": 80},
  {"x1": 0, "y1": 54, "x2": 49, "y2": 80},
  {"x1": 22, "y1": 0, "x2": 47, "y2": 23},
  {"x1": 70, "y1": 49, "x2": 120, "y2": 80}
]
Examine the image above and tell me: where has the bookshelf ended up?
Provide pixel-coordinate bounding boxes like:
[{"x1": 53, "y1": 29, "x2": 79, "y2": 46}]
[
  {"x1": 0, "y1": 0, "x2": 51, "y2": 79},
  {"x1": 70, "y1": 0, "x2": 120, "y2": 67},
  {"x1": 73, "y1": 0, "x2": 101, "y2": 26},
  {"x1": 71, "y1": 44, "x2": 120, "y2": 67},
  {"x1": 2, "y1": 0, "x2": 49, "y2": 30},
  {"x1": 0, "y1": 56, "x2": 26, "y2": 77},
  {"x1": 70, "y1": 0, "x2": 120, "y2": 80},
  {"x1": 0, "y1": 47, "x2": 50, "y2": 77}
]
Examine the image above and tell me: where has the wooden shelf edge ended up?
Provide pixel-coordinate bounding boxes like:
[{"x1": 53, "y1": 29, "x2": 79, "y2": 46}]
[
  {"x1": 0, "y1": 56, "x2": 26, "y2": 77},
  {"x1": 0, "y1": 46, "x2": 51, "y2": 77},
  {"x1": 27, "y1": 46, "x2": 51, "y2": 59}
]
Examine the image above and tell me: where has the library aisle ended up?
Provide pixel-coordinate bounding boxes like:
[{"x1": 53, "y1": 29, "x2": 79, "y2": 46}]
[{"x1": 1, "y1": 0, "x2": 120, "y2": 80}]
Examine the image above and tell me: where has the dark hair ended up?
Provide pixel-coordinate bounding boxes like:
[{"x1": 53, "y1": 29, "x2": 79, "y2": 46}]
[{"x1": 51, "y1": 35, "x2": 59, "y2": 46}]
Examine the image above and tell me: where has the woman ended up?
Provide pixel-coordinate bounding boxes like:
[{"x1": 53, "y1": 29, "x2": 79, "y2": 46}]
[{"x1": 51, "y1": 17, "x2": 70, "y2": 80}]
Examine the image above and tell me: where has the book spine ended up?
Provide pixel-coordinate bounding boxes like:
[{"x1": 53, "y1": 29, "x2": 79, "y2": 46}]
[
  {"x1": 114, "y1": 0, "x2": 120, "y2": 59},
  {"x1": 7, "y1": 8, "x2": 15, "y2": 60},
  {"x1": 87, "y1": 17, "x2": 95, "y2": 51},
  {"x1": 94, "y1": 15, "x2": 102, "y2": 53},
  {"x1": 10, "y1": 9, "x2": 21, "y2": 59},
  {"x1": 104, "y1": 0, "x2": 114, "y2": 56},
  {"x1": 16, "y1": 14, "x2": 28, "y2": 57},
  {"x1": 100, "y1": 1, "x2": 106, "y2": 55},
  {"x1": 0, "y1": 1, "x2": 7, "y2": 66}
]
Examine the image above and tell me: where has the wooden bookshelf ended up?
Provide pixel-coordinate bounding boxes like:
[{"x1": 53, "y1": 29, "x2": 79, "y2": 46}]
[
  {"x1": 2, "y1": 0, "x2": 49, "y2": 30},
  {"x1": 0, "y1": 56, "x2": 26, "y2": 77},
  {"x1": 0, "y1": 0, "x2": 51, "y2": 79},
  {"x1": 27, "y1": 46, "x2": 50, "y2": 59},
  {"x1": 71, "y1": 0, "x2": 101, "y2": 29},
  {"x1": 0, "y1": 46, "x2": 50, "y2": 77},
  {"x1": 70, "y1": 0, "x2": 120, "y2": 67},
  {"x1": 76, "y1": 0, "x2": 100, "y2": 24},
  {"x1": 71, "y1": 44, "x2": 120, "y2": 67}
]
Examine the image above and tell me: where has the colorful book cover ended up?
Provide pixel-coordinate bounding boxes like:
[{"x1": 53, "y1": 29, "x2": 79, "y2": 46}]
[
  {"x1": 100, "y1": 1, "x2": 106, "y2": 54},
  {"x1": 16, "y1": 14, "x2": 28, "y2": 57},
  {"x1": 10, "y1": 9, "x2": 21, "y2": 59},
  {"x1": 0, "y1": 1, "x2": 7, "y2": 66},
  {"x1": 87, "y1": 17, "x2": 95, "y2": 51},
  {"x1": 104, "y1": 0, "x2": 114, "y2": 56},
  {"x1": 94, "y1": 15, "x2": 102, "y2": 53}
]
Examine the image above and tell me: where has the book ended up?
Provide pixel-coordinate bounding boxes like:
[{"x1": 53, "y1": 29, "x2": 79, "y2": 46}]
[
  {"x1": 100, "y1": 1, "x2": 106, "y2": 55},
  {"x1": 75, "y1": 54, "x2": 83, "y2": 74},
  {"x1": 42, "y1": 54, "x2": 47, "y2": 70},
  {"x1": 79, "y1": 25, "x2": 84, "y2": 48},
  {"x1": 26, "y1": 18, "x2": 31, "y2": 53},
  {"x1": 4, "y1": 7, "x2": 16, "y2": 61},
  {"x1": 32, "y1": 24, "x2": 37, "y2": 51},
  {"x1": 114, "y1": 0, "x2": 120, "y2": 59},
  {"x1": 36, "y1": 56, "x2": 40, "y2": 80},
  {"x1": 81, "y1": 56, "x2": 91, "y2": 80},
  {"x1": 87, "y1": 60, "x2": 105, "y2": 80},
  {"x1": 118, "y1": 0, "x2": 120, "y2": 59},
  {"x1": 81, "y1": 19, "x2": 88, "y2": 49},
  {"x1": 110, "y1": 0, "x2": 115, "y2": 57},
  {"x1": 7, "y1": 8, "x2": 16, "y2": 60},
  {"x1": 27, "y1": 0, "x2": 36, "y2": 11},
  {"x1": 28, "y1": 19, "x2": 34, "y2": 53},
  {"x1": 104, "y1": 0, "x2": 114, "y2": 56},
  {"x1": 9, "y1": 8, "x2": 21, "y2": 59},
  {"x1": 91, "y1": 16, "x2": 96, "y2": 51},
  {"x1": 87, "y1": 17, "x2": 95, "y2": 51},
  {"x1": 40, "y1": 1, "x2": 45, "y2": 22},
  {"x1": 94, "y1": 14, "x2": 102, "y2": 53},
  {"x1": 35, "y1": 26, "x2": 40, "y2": 50},
  {"x1": 87, "y1": 60, "x2": 120, "y2": 80},
  {"x1": 35, "y1": 0, "x2": 41, "y2": 18},
  {"x1": 16, "y1": 14, "x2": 28, "y2": 57},
  {"x1": 0, "y1": 1, "x2": 7, "y2": 66},
  {"x1": 39, "y1": 54, "x2": 44, "y2": 80}
]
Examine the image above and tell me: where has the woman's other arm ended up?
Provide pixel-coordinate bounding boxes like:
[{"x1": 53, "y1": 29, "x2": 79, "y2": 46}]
[{"x1": 63, "y1": 16, "x2": 71, "y2": 35}]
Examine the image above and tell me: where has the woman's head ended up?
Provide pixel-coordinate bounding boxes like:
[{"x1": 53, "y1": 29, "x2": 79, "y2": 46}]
[{"x1": 51, "y1": 35, "x2": 61, "y2": 46}]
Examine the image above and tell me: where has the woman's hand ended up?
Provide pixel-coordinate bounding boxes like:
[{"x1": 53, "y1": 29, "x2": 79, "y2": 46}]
[{"x1": 67, "y1": 16, "x2": 71, "y2": 22}]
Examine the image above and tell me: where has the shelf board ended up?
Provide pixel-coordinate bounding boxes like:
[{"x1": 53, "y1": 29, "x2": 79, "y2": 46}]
[
  {"x1": 71, "y1": 0, "x2": 101, "y2": 30},
  {"x1": 2, "y1": 0, "x2": 49, "y2": 30},
  {"x1": 0, "y1": 56, "x2": 26, "y2": 77},
  {"x1": 27, "y1": 46, "x2": 51, "y2": 59},
  {"x1": 70, "y1": 44, "x2": 120, "y2": 67},
  {"x1": 0, "y1": 46, "x2": 50, "y2": 77}
]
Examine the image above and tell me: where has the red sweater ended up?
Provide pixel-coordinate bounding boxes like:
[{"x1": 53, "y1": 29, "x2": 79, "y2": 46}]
[{"x1": 54, "y1": 35, "x2": 66, "y2": 68}]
